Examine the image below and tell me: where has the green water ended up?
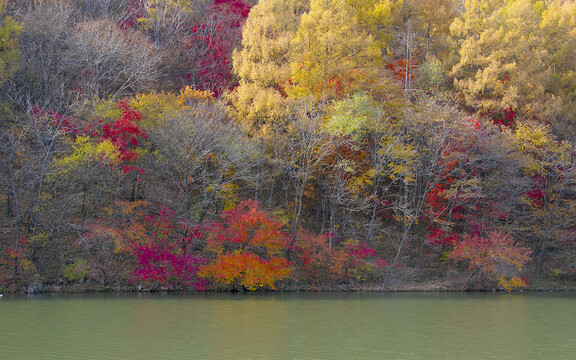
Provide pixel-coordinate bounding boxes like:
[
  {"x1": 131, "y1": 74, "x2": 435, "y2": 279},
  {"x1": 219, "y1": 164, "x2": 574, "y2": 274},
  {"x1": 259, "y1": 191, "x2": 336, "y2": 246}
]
[{"x1": 0, "y1": 292, "x2": 574, "y2": 359}]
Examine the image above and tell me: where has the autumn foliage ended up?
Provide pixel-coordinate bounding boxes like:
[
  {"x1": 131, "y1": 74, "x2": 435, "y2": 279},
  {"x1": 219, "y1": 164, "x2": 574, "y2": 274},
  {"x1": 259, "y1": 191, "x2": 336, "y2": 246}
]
[
  {"x1": 100, "y1": 101, "x2": 146, "y2": 169},
  {"x1": 131, "y1": 206, "x2": 207, "y2": 291},
  {"x1": 184, "y1": 0, "x2": 251, "y2": 95},
  {"x1": 292, "y1": 230, "x2": 388, "y2": 285},
  {"x1": 450, "y1": 231, "x2": 531, "y2": 290},
  {"x1": 200, "y1": 200, "x2": 291, "y2": 290},
  {"x1": 4, "y1": 0, "x2": 576, "y2": 293},
  {"x1": 73, "y1": 202, "x2": 207, "y2": 290}
]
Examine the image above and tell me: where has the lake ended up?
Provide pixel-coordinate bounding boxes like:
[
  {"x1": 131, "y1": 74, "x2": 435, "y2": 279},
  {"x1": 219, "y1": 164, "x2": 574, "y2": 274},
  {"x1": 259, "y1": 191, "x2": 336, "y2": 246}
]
[{"x1": 0, "y1": 292, "x2": 574, "y2": 359}]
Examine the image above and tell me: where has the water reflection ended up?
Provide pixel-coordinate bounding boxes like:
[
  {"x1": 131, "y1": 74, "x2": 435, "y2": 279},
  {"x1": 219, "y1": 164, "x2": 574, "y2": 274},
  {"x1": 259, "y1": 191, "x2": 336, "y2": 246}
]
[{"x1": 0, "y1": 292, "x2": 574, "y2": 360}]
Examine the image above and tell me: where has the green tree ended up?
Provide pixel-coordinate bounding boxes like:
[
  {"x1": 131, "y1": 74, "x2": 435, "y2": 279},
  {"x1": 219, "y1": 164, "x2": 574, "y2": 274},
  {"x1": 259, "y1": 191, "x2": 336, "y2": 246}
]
[{"x1": 326, "y1": 92, "x2": 380, "y2": 138}]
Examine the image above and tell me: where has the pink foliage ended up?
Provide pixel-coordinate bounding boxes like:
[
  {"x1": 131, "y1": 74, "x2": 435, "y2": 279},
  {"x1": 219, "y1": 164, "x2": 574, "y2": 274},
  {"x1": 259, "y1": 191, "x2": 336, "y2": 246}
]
[
  {"x1": 132, "y1": 241, "x2": 207, "y2": 290},
  {"x1": 184, "y1": 0, "x2": 251, "y2": 96},
  {"x1": 427, "y1": 226, "x2": 463, "y2": 246},
  {"x1": 131, "y1": 205, "x2": 208, "y2": 290},
  {"x1": 213, "y1": 0, "x2": 251, "y2": 23}
]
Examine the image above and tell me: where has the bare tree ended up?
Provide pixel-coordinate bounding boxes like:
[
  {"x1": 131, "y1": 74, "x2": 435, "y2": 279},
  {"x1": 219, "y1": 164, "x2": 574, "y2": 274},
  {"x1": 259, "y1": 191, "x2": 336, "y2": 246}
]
[
  {"x1": 0, "y1": 109, "x2": 71, "y2": 281},
  {"x1": 78, "y1": 0, "x2": 128, "y2": 19},
  {"x1": 10, "y1": 1, "x2": 77, "y2": 113},
  {"x1": 281, "y1": 102, "x2": 335, "y2": 237},
  {"x1": 67, "y1": 19, "x2": 161, "y2": 103},
  {"x1": 146, "y1": 99, "x2": 258, "y2": 221},
  {"x1": 117, "y1": 0, "x2": 201, "y2": 89}
]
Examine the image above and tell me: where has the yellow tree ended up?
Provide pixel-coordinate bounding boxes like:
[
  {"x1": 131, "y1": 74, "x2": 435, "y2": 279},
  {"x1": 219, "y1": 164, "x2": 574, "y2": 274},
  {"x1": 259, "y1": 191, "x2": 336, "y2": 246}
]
[
  {"x1": 346, "y1": 0, "x2": 397, "y2": 54},
  {"x1": 540, "y1": 0, "x2": 576, "y2": 134},
  {"x1": 228, "y1": 0, "x2": 306, "y2": 135},
  {"x1": 288, "y1": 0, "x2": 380, "y2": 99},
  {"x1": 451, "y1": 0, "x2": 549, "y2": 116},
  {"x1": 232, "y1": 0, "x2": 306, "y2": 88},
  {"x1": 389, "y1": 0, "x2": 455, "y2": 93},
  {"x1": 507, "y1": 121, "x2": 576, "y2": 274},
  {"x1": 414, "y1": 0, "x2": 456, "y2": 54}
]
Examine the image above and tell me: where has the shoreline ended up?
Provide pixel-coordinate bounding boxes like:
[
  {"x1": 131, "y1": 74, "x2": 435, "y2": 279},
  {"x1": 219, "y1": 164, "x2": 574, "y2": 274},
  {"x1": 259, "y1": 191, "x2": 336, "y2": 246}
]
[{"x1": 4, "y1": 280, "x2": 576, "y2": 295}]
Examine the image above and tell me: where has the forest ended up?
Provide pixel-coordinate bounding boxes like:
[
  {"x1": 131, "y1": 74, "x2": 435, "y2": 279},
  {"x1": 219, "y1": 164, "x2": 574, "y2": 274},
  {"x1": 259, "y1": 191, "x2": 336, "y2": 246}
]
[{"x1": 0, "y1": 0, "x2": 575, "y2": 293}]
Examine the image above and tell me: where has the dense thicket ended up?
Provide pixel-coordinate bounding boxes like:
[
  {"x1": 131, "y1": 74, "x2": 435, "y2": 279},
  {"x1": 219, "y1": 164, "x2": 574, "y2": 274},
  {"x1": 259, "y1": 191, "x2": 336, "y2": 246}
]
[{"x1": 1, "y1": 0, "x2": 575, "y2": 292}]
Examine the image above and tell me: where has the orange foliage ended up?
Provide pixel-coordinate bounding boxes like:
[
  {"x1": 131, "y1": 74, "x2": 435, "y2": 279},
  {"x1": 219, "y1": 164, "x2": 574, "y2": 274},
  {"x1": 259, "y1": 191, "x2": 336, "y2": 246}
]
[
  {"x1": 292, "y1": 230, "x2": 387, "y2": 285},
  {"x1": 200, "y1": 200, "x2": 292, "y2": 290},
  {"x1": 200, "y1": 251, "x2": 290, "y2": 290},
  {"x1": 450, "y1": 231, "x2": 531, "y2": 290},
  {"x1": 385, "y1": 58, "x2": 415, "y2": 86}
]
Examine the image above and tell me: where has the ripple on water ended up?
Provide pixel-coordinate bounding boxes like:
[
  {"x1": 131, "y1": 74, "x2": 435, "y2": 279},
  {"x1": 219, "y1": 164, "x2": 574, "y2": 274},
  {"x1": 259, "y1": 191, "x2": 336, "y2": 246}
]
[{"x1": 0, "y1": 292, "x2": 575, "y2": 360}]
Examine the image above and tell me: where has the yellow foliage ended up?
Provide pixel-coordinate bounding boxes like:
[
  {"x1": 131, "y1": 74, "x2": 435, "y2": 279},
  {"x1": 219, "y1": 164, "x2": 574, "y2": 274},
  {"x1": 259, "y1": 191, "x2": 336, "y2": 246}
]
[
  {"x1": 451, "y1": 0, "x2": 549, "y2": 115},
  {"x1": 51, "y1": 136, "x2": 120, "y2": 178},
  {"x1": 288, "y1": 0, "x2": 380, "y2": 99},
  {"x1": 134, "y1": 0, "x2": 195, "y2": 31},
  {"x1": 346, "y1": 0, "x2": 396, "y2": 52},
  {"x1": 498, "y1": 275, "x2": 527, "y2": 292},
  {"x1": 20, "y1": 258, "x2": 33, "y2": 271},
  {"x1": 226, "y1": 82, "x2": 291, "y2": 136},
  {"x1": 177, "y1": 86, "x2": 214, "y2": 107},
  {"x1": 232, "y1": 0, "x2": 302, "y2": 85},
  {"x1": 90, "y1": 97, "x2": 123, "y2": 122},
  {"x1": 0, "y1": 6, "x2": 22, "y2": 85},
  {"x1": 510, "y1": 121, "x2": 572, "y2": 176},
  {"x1": 348, "y1": 168, "x2": 376, "y2": 196},
  {"x1": 29, "y1": 232, "x2": 50, "y2": 244},
  {"x1": 513, "y1": 122, "x2": 553, "y2": 153},
  {"x1": 384, "y1": 141, "x2": 417, "y2": 182},
  {"x1": 131, "y1": 91, "x2": 180, "y2": 129},
  {"x1": 130, "y1": 87, "x2": 214, "y2": 130},
  {"x1": 229, "y1": 0, "x2": 300, "y2": 133}
]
